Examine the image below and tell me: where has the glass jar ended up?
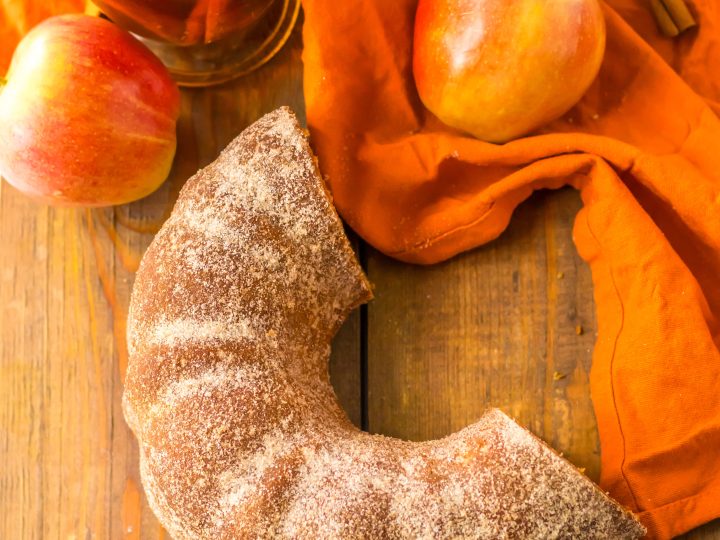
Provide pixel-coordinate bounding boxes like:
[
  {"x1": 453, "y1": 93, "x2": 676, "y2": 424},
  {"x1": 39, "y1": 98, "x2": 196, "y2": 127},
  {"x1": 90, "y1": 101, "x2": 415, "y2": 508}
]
[{"x1": 91, "y1": 0, "x2": 300, "y2": 86}]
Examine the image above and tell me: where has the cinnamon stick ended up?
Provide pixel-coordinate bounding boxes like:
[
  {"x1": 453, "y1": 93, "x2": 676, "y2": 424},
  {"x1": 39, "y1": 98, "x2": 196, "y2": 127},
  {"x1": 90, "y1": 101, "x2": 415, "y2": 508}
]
[
  {"x1": 650, "y1": 0, "x2": 697, "y2": 37},
  {"x1": 662, "y1": 0, "x2": 697, "y2": 32}
]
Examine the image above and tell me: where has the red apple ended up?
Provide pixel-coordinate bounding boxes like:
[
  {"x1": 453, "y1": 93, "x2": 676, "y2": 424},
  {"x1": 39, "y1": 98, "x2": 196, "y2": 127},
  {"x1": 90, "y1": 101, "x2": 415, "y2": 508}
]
[
  {"x1": 413, "y1": 0, "x2": 606, "y2": 143},
  {"x1": 0, "y1": 14, "x2": 180, "y2": 206}
]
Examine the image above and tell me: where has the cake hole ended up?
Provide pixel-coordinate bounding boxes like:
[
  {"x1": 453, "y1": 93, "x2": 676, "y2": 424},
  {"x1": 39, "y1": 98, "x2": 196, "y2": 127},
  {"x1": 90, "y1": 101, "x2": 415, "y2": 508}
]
[{"x1": 329, "y1": 187, "x2": 601, "y2": 482}]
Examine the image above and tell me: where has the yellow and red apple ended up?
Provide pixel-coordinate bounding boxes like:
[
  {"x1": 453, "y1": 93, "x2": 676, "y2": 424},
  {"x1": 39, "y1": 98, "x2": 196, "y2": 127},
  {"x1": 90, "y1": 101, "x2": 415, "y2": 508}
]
[
  {"x1": 0, "y1": 15, "x2": 180, "y2": 206},
  {"x1": 413, "y1": 0, "x2": 606, "y2": 143}
]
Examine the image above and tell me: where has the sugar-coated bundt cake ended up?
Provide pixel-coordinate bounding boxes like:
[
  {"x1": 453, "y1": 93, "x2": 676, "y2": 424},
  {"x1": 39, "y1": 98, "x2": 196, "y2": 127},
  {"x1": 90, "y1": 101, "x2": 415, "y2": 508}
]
[{"x1": 123, "y1": 107, "x2": 645, "y2": 539}]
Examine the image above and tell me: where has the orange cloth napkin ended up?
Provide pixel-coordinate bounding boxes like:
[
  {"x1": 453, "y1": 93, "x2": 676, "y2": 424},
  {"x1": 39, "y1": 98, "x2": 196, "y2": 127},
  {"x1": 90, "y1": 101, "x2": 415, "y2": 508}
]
[{"x1": 302, "y1": 0, "x2": 720, "y2": 537}]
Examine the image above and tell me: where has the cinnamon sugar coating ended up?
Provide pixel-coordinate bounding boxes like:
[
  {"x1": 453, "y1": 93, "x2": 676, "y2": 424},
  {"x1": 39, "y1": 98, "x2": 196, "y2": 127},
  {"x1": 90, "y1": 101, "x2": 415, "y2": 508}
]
[{"x1": 123, "y1": 107, "x2": 645, "y2": 539}]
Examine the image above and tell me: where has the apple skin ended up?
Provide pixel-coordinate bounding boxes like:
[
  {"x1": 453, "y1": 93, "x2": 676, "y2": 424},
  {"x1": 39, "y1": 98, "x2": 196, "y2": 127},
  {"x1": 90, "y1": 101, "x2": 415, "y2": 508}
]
[
  {"x1": 413, "y1": 0, "x2": 606, "y2": 143},
  {"x1": 0, "y1": 14, "x2": 181, "y2": 206}
]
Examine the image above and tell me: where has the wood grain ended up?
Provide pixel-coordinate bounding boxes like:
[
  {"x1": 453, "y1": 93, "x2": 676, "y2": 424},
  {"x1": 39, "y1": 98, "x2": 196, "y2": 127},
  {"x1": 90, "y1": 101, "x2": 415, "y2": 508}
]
[
  {"x1": 0, "y1": 18, "x2": 718, "y2": 540},
  {"x1": 328, "y1": 232, "x2": 363, "y2": 429},
  {"x1": 366, "y1": 188, "x2": 601, "y2": 478}
]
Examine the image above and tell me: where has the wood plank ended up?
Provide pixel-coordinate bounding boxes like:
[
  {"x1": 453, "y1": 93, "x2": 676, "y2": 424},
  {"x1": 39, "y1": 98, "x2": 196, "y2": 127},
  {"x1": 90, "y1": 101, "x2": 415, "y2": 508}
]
[
  {"x1": 681, "y1": 521, "x2": 720, "y2": 540},
  {"x1": 329, "y1": 232, "x2": 363, "y2": 429},
  {"x1": 329, "y1": 295, "x2": 363, "y2": 428},
  {"x1": 366, "y1": 187, "x2": 600, "y2": 479},
  {"x1": 0, "y1": 192, "x2": 120, "y2": 538},
  {"x1": 0, "y1": 183, "x2": 50, "y2": 540}
]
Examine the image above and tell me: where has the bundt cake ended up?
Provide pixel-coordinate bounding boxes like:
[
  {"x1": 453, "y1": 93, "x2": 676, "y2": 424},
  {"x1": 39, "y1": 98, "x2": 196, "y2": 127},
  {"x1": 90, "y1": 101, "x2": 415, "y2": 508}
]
[{"x1": 123, "y1": 107, "x2": 645, "y2": 538}]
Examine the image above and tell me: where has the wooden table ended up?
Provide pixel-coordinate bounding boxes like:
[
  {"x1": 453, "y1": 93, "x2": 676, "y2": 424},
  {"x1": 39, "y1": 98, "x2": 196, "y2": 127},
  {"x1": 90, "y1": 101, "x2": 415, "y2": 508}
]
[{"x1": 1, "y1": 24, "x2": 718, "y2": 540}]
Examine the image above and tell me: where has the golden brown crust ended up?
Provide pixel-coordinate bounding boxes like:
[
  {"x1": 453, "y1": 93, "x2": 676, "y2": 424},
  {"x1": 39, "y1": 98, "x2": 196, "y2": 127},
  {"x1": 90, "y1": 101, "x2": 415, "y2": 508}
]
[{"x1": 123, "y1": 107, "x2": 645, "y2": 539}]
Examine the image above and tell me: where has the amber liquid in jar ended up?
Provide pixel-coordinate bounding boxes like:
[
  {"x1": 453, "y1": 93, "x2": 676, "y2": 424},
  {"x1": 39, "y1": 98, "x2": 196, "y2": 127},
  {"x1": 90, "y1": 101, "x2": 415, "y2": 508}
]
[{"x1": 92, "y1": 0, "x2": 299, "y2": 86}]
